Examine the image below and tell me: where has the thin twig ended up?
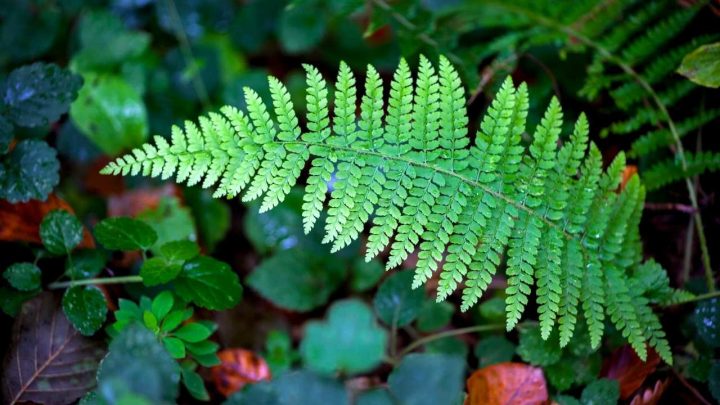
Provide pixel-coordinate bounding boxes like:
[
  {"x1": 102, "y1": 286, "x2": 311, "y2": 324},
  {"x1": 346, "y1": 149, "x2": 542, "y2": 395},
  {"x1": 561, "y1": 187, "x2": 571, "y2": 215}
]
[
  {"x1": 672, "y1": 368, "x2": 712, "y2": 405},
  {"x1": 644, "y1": 202, "x2": 696, "y2": 214},
  {"x1": 48, "y1": 275, "x2": 143, "y2": 290},
  {"x1": 397, "y1": 323, "x2": 505, "y2": 358}
]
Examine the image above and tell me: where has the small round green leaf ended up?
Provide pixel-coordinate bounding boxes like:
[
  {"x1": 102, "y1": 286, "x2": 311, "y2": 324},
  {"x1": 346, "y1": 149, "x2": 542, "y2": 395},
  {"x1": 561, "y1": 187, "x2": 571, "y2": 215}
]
[
  {"x1": 40, "y1": 209, "x2": 83, "y2": 255},
  {"x1": 0, "y1": 139, "x2": 59, "y2": 203},
  {"x1": 159, "y1": 240, "x2": 200, "y2": 261},
  {"x1": 3, "y1": 262, "x2": 41, "y2": 291},
  {"x1": 3, "y1": 62, "x2": 83, "y2": 127},
  {"x1": 300, "y1": 299, "x2": 387, "y2": 375},
  {"x1": 174, "y1": 256, "x2": 242, "y2": 310},
  {"x1": 94, "y1": 217, "x2": 157, "y2": 251},
  {"x1": 678, "y1": 42, "x2": 720, "y2": 89},
  {"x1": 141, "y1": 257, "x2": 183, "y2": 286},
  {"x1": 373, "y1": 270, "x2": 424, "y2": 327},
  {"x1": 62, "y1": 286, "x2": 107, "y2": 336}
]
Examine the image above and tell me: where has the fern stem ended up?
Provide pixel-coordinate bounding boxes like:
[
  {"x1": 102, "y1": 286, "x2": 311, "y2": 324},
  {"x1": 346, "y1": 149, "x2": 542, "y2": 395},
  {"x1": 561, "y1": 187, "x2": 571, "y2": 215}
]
[
  {"x1": 485, "y1": 1, "x2": 715, "y2": 292},
  {"x1": 398, "y1": 323, "x2": 506, "y2": 358},
  {"x1": 48, "y1": 275, "x2": 143, "y2": 290},
  {"x1": 668, "y1": 290, "x2": 720, "y2": 306},
  {"x1": 283, "y1": 140, "x2": 578, "y2": 244}
]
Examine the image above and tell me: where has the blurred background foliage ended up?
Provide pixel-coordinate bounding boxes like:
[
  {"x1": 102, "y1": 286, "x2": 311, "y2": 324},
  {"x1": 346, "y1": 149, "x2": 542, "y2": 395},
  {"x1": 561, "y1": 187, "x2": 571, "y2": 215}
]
[{"x1": 1, "y1": 0, "x2": 720, "y2": 404}]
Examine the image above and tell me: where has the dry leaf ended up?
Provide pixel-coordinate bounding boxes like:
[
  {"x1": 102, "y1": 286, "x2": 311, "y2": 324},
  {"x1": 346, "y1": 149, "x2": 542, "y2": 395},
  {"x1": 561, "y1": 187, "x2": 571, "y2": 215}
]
[
  {"x1": 629, "y1": 379, "x2": 669, "y2": 405},
  {"x1": 465, "y1": 362, "x2": 548, "y2": 405},
  {"x1": 621, "y1": 165, "x2": 638, "y2": 190},
  {"x1": 211, "y1": 348, "x2": 271, "y2": 397},
  {"x1": 0, "y1": 194, "x2": 94, "y2": 248},
  {"x1": 601, "y1": 345, "x2": 660, "y2": 399},
  {"x1": 1, "y1": 293, "x2": 106, "y2": 405}
]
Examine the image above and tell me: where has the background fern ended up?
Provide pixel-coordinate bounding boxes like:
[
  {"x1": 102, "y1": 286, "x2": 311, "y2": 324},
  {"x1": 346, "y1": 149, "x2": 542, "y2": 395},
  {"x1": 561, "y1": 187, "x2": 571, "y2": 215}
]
[{"x1": 102, "y1": 56, "x2": 689, "y2": 362}]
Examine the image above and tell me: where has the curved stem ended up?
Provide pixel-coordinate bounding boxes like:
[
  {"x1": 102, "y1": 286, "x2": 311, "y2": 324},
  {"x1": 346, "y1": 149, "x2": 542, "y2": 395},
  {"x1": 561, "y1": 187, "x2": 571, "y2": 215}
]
[
  {"x1": 48, "y1": 275, "x2": 143, "y2": 290},
  {"x1": 398, "y1": 324, "x2": 505, "y2": 358},
  {"x1": 668, "y1": 290, "x2": 720, "y2": 306},
  {"x1": 484, "y1": 1, "x2": 714, "y2": 291}
]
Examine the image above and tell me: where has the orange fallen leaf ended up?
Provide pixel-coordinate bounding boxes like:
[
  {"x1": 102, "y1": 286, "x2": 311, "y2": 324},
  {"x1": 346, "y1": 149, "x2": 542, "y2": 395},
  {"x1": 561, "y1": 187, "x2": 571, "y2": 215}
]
[
  {"x1": 620, "y1": 165, "x2": 638, "y2": 190},
  {"x1": 629, "y1": 379, "x2": 669, "y2": 405},
  {"x1": 0, "y1": 194, "x2": 94, "y2": 248},
  {"x1": 465, "y1": 362, "x2": 548, "y2": 405},
  {"x1": 211, "y1": 348, "x2": 271, "y2": 397},
  {"x1": 601, "y1": 345, "x2": 660, "y2": 399}
]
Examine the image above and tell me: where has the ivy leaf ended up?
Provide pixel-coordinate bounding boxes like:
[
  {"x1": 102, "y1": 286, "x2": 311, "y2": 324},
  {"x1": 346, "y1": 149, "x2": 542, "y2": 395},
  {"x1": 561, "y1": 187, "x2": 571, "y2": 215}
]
[
  {"x1": 2, "y1": 63, "x2": 82, "y2": 127},
  {"x1": 3, "y1": 262, "x2": 41, "y2": 291},
  {"x1": 300, "y1": 299, "x2": 387, "y2": 375},
  {"x1": 1, "y1": 293, "x2": 105, "y2": 405},
  {"x1": 39, "y1": 209, "x2": 83, "y2": 255},
  {"x1": 694, "y1": 298, "x2": 720, "y2": 348},
  {"x1": 66, "y1": 249, "x2": 106, "y2": 279},
  {"x1": 678, "y1": 42, "x2": 720, "y2": 89},
  {"x1": 388, "y1": 353, "x2": 466, "y2": 405},
  {"x1": 94, "y1": 216, "x2": 158, "y2": 251},
  {"x1": 580, "y1": 379, "x2": 619, "y2": 405},
  {"x1": 70, "y1": 73, "x2": 148, "y2": 156},
  {"x1": 517, "y1": 325, "x2": 562, "y2": 366},
  {"x1": 373, "y1": 270, "x2": 425, "y2": 327},
  {"x1": 474, "y1": 336, "x2": 516, "y2": 367},
  {"x1": 72, "y1": 10, "x2": 150, "y2": 70},
  {"x1": 466, "y1": 362, "x2": 548, "y2": 405},
  {"x1": 416, "y1": 300, "x2": 454, "y2": 332},
  {"x1": 247, "y1": 248, "x2": 346, "y2": 312},
  {"x1": 0, "y1": 139, "x2": 59, "y2": 203},
  {"x1": 174, "y1": 256, "x2": 242, "y2": 310},
  {"x1": 62, "y1": 286, "x2": 107, "y2": 336},
  {"x1": 95, "y1": 324, "x2": 181, "y2": 403}
]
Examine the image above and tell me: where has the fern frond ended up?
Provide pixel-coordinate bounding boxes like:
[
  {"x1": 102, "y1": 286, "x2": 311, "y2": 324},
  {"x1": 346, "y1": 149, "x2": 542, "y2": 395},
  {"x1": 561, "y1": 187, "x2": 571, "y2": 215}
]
[
  {"x1": 102, "y1": 57, "x2": 676, "y2": 359},
  {"x1": 643, "y1": 152, "x2": 720, "y2": 191},
  {"x1": 629, "y1": 109, "x2": 720, "y2": 158}
]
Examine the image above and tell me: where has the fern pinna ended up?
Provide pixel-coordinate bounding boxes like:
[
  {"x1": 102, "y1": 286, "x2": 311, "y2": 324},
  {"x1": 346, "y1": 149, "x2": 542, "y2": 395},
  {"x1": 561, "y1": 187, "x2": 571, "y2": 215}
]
[{"x1": 102, "y1": 56, "x2": 681, "y2": 363}]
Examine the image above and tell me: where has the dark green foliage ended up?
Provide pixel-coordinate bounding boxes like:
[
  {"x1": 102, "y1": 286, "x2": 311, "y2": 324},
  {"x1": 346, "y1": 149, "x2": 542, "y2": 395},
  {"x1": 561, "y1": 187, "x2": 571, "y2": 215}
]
[
  {"x1": 694, "y1": 298, "x2": 720, "y2": 348},
  {"x1": 0, "y1": 140, "x2": 59, "y2": 202},
  {"x1": 103, "y1": 57, "x2": 680, "y2": 360},
  {"x1": 94, "y1": 216, "x2": 158, "y2": 251},
  {"x1": 3, "y1": 263, "x2": 41, "y2": 292},
  {"x1": 62, "y1": 286, "x2": 107, "y2": 336},
  {"x1": 373, "y1": 270, "x2": 425, "y2": 327},
  {"x1": 40, "y1": 209, "x2": 84, "y2": 255}
]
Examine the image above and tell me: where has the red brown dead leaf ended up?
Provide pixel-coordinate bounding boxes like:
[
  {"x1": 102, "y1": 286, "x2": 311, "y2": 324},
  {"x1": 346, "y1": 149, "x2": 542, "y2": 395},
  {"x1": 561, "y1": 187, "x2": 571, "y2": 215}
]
[
  {"x1": 629, "y1": 379, "x2": 669, "y2": 405},
  {"x1": 211, "y1": 348, "x2": 271, "y2": 397},
  {"x1": 0, "y1": 194, "x2": 94, "y2": 248},
  {"x1": 465, "y1": 362, "x2": 548, "y2": 405},
  {"x1": 601, "y1": 345, "x2": 660, "y2": 399},
  {"x1": 107, "y1": 184, "x2": 180, "y2": 217}
]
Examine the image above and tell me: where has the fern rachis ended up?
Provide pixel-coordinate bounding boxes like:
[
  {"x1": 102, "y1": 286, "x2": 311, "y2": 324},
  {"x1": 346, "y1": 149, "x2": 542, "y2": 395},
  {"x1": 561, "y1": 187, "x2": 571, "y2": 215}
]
[{"x1": 102, "y1": 56, "x2": 685, "y2": 362}]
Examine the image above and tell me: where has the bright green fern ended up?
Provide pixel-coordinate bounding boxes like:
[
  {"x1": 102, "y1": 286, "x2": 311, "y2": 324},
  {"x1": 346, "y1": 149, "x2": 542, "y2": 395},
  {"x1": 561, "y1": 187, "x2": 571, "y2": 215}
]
[{"x1": 102, "y1": 56, "x2": 685, "y2": 363}]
